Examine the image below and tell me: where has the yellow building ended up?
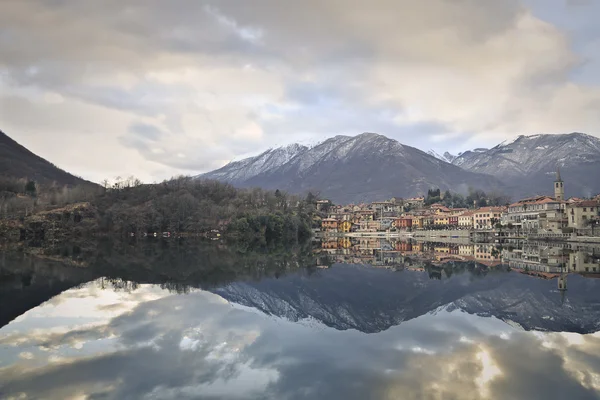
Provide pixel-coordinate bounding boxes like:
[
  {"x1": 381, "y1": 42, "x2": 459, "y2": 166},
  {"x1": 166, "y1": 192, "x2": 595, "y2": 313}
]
[
  {"x1": 434, "y1": 216, "x2": 449, "y2": 226},
  {"x1": 339, "y1": 220, "x2": 353, "y2": 233}
]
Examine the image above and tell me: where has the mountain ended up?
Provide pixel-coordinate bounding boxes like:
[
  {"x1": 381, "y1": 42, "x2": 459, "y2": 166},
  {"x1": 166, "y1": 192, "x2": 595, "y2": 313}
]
[
  {"x1": 212, "y1": 263, "x2": 600, "y2": 334},
  {"x1": 0, "y1": 129, "x2": 89, "y2": 185},
  {"x1": 201, "y1": 133, "x2": 504, "y2": 203},
  {"x1": 427, "y1": 150, "x2": 457, "y2": 164},
  {"x1": 452, "y1": 133, "x2": 600, "y2": 198},
  {"x1": 203, "y1": 143, "x2": 308, "y2": 183}
]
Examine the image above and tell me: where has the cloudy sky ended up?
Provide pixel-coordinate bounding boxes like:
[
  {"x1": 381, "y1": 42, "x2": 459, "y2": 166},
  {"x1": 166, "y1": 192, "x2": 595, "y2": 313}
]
[{"x1": 1, "y1": 0, "x2": 600, "y2": 183}]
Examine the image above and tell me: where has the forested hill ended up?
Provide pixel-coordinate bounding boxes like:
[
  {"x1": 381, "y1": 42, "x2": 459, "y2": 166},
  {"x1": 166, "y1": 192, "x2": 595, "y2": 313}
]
[
  {"x1": 2, "y1": 176, "x2": 316, "y2": 245},
  {"x1": 0, "y1": 130, "x2": 91, "y2": 186}
]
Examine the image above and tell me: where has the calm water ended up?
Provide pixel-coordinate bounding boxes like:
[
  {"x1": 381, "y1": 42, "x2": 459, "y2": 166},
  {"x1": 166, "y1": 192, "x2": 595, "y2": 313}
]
[{"x1": 1, "y1": 240, "x2": 600, "y2": 399}]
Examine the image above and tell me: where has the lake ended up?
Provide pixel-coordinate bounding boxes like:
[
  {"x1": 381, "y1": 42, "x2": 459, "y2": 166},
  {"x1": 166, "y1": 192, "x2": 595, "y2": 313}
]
[{"x1": 1, "y1": 239, "x2": 600, "y2": 399}]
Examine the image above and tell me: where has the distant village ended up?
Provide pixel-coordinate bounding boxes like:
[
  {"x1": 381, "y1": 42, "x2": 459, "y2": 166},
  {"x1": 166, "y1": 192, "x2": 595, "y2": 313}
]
[{"x1": 317, "y1": 169, "x2": 600, "y2": 238}]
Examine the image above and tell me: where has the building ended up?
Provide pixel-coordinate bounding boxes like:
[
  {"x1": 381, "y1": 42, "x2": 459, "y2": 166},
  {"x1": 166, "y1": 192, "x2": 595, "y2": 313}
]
[
  {"x1": 458, "y1": 212, "x2": 474, "y2": 229},
  {"x1": 554, "y1": 167, "x2": 564, "y2": 201},
  {"x1": 473, "y1": 207, "x2": 504, "y2": 230},
  {"x1": 430, "y1": 204, "x2": 451, "y2": 214},
  {"x1": 316, "y1": 199, "x2": 332, "y2": 212},
  {"x1": 507, "y1": 196, "x2": 564, "y2": 230},
  {"x1": 321, "y1": 218, "x2": 338, "y2": 232},
  {"x1": 434, "y1": 215, "x2": 449, "y2": 226},
  {"x1": 569, "y1": 250, "x2": 600, "y2": 273},
  {"x1": 339, "y1": 220, "x2": 353, "y2": 233},
  {"x1": 404, "y1": 197, "x2": 425, "y2": 209},
  {"x1": 566, "y1": 200, "x2": 599, "y2": 229},
  {"x1": 394, "y1": 217, "x2": 413, "y2": 229}
]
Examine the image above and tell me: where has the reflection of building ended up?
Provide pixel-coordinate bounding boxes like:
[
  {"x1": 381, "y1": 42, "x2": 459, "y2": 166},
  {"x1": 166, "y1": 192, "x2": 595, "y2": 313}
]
[
  {"x1": 566, "y1": 200, "x2": 599, "y2": 229},
  {"x1": 569, "y1": 251, "x2": 600, "y2": 273},
  {"x1": 502, "y1": 244, "x2": 568, "y2": 273}
]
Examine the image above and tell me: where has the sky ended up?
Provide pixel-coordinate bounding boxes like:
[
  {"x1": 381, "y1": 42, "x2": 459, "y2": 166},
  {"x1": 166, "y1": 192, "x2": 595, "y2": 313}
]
[{"x1": 1, "y1": 0, "x2": 600, "y2": 183}]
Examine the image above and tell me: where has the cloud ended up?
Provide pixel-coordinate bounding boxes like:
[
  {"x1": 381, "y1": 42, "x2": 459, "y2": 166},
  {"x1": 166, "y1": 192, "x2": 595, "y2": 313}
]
[
  {"x1": 1, "y1": 280, "x2": 600, "y2": 399},
  {"x1": 1, "y1": 0, "x2": 600, "y2": 181}
]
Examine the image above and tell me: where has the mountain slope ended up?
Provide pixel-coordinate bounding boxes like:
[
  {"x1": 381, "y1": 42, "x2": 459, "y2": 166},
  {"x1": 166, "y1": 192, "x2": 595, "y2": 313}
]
[
  {"x1": 452, "y1": 133, "x2": 600, "y2": 197},
  {"x1": 202, "y1": 133, "x2": 504, "y2": 203},
  {"x1": 0, "y1": 130, "x2": 89, "y2": 185}
]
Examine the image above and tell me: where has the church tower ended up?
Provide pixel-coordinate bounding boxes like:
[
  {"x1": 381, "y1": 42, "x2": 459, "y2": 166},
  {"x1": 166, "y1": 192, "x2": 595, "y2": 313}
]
[{"x1": 554, "y1": 166, "x2": 564, "y2": 201}]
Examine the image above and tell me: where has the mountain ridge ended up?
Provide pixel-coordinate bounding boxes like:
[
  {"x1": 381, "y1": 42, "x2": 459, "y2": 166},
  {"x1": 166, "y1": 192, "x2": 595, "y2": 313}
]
[
  {"x1": 201, "y1": 132, "x2": 505, "y2": 203},
  {"x1": 202, "y1": 131, "x2": 600, "y2": 201},
  {"x1": 451, "y1": 132, "x2": 600, "y2": 197}
]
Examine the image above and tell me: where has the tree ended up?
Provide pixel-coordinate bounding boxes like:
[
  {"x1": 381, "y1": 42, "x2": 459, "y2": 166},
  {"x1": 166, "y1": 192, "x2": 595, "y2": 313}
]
[{"x1": 25, "y1": 180, "x2": 37, "y2": 197}]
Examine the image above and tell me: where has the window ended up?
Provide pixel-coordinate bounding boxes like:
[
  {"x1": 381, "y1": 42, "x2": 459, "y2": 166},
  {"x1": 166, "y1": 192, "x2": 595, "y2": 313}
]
[{"x1": 584, "y1": 208, "x2": 587, "y2": 212}]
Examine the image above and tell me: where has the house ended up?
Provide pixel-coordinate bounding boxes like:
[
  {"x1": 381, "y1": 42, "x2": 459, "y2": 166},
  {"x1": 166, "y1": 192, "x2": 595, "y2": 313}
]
[
  {"x1": 394, "y1": 217, "x2": 413, "y2": 229},
  {"x1": 339, "y1": 220, "x2": 353, "y2": 233},
  {"x1": 458, "y1": 212, "x2": 474, "y2": 229},
  {"x1": 430, "y1": 204, "x2": 451, "y2": 214},
  {"x1": 566, "y1": 200, "x2": 600, "y2": 229},
  {"x1": 505, "y1": 169, "x2": 568, "y2": 232},
  {"x1": 316, "y1": 199, "x2": 332, "y2": 212},
  {"x1": 473, "y1": 207, "x2": 504, "y2": 230},
  {"x1": 371, "y1": 201, "x2": 395, "y2": 213},
  {"x1": 448, "y1": 216, "x2": 459, "y2": 226},
  {"x1": 507, "y1": 196, "x2": 564, "y2": 230},
  {"x1": 321, "y1": 218, "x2": 338, "y2": 232},
  {"x1": 450, "y1": 208, "x2": 468, "y2": 216},
  {"x1": 434, "y1": 216, "x2": 450, "y2": 226},
  {"x1": 404, "y1": 197, "x2": 425, "y2": 209}
]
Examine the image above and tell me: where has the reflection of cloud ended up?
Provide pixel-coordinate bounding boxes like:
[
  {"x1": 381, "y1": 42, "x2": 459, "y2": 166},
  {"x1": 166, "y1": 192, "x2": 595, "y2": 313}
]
[{"x1": 0, "y1": 280, "x2": 599, "y2": 399}]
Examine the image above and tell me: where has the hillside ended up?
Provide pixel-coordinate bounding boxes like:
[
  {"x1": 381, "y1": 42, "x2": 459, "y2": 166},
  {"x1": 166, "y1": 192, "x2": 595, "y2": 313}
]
[
  {"x1": 0, "y1": 129, "x2": 89, "y2": 185},
  {"x1": 452, "y1": 133, "x2": 600, "y2": 197},
  {"x1": 201, "y1": 133, "x2": 505, "y2": 203}
]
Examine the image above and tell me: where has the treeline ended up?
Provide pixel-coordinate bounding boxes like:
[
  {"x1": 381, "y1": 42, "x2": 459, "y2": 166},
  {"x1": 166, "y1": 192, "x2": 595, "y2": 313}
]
[
  {"x1": 0, "y1": 176, "x2": 102, "y2": 218},
  {"x1": 96, "y1": 177, "x2": 314, "y2": 244},
  {"x1": 1, "y1": 175, "x2": 315, "y2": 245},
  {"x1": 425, "y1": 188, "x2": 511, "y2": 208}
]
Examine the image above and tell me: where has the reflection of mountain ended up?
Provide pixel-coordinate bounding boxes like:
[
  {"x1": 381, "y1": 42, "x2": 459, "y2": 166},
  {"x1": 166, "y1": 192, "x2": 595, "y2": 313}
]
[
  {"x1": 212, "y1": 263, "x2": 600, "y2": 334},
  {"x1": 0, "y1": 253, "x2": 96, "y2": 328},
  {"x1": 4, "y1": 242, "x2": 600, "y2": 335},
  {"x1": 0, "y1": 241, "x2": 316, "y2": 328}
]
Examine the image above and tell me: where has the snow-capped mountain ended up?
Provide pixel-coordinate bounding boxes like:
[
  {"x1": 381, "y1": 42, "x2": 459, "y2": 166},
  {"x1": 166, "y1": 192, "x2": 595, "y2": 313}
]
[
  {"x1": 452, "y1": 133, "x2": 600, "y2": 197},
  {"x1": 427, "y1": 150, "x2": 457, "y2": 163},
  {"x1": 200, "y1": 143, "x2": 308, "y2": 183},
  {"x1": 211, "y1": 263, "x2": 600, "y2": 334},
  {"x1": 201, "y1": 132, "x2": 504, "y2": 203}
]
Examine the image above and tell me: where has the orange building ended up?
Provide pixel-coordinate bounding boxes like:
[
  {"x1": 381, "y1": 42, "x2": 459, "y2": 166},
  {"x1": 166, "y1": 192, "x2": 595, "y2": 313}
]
[{"x1": 321, "y1": 218, "x2": 339, "y2": 231}]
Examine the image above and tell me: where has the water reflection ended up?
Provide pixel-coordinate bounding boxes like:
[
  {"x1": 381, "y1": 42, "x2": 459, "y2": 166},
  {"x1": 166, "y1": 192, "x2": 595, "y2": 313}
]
[{"x1": 1, "y1": 239, "x2": 600, "y2": 399}]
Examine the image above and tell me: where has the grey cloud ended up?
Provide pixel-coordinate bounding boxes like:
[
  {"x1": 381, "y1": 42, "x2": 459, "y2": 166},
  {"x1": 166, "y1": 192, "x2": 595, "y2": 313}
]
[
  {"x1": 129, "y1": 122, "x2": 165, "y2": 141},
  {"x1": 2, "y1": 285, "x2": 600, "y2": 400}
]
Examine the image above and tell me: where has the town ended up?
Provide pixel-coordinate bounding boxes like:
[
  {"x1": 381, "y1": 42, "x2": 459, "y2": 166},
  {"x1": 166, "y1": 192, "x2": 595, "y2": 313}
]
[{"x1": 317, "y1": 169, "x2": 600, "y2": 241}]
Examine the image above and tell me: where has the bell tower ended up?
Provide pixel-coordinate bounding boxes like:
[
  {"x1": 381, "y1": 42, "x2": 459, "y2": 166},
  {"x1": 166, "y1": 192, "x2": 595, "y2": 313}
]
[{"x1": 554, "y1": 166, "x2": 564, "y2": 201}]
